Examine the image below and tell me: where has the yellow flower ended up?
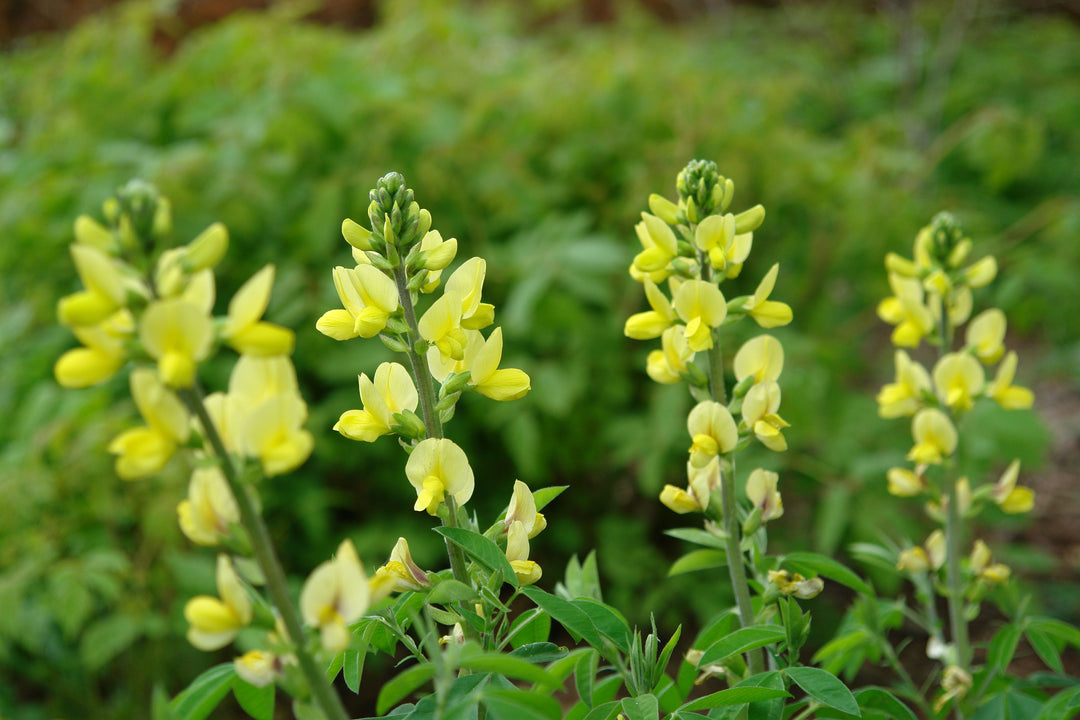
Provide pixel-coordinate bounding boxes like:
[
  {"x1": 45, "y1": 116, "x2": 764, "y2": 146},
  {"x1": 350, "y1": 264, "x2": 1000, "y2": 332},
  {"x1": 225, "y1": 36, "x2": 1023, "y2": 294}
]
[
  {"x1": 733, "y1": 334, "x2": 784, "y2": 385},
  {"x1": 370, "y1": 537, "x2": 430, "y2": 602},
  {"x1": 878, "y1": 350, "x2": 933, "y2": 418},
  {"x1": 222, "y1": 265, "x2": 295, "y2": 357},
  {"x1": 54, "y1": 309, "x2": 132, "y2": 388},
  {"x1": 406, "y1": 438, "x2": 475, "y2": 514},
  {"x1": 645, "y1": 325, "x2": 694, "y2": 384},
  {"x1": 444, "y1": 257, "x2": 495, "y2": 330},
  {"x1": 341, "y1": 217, "x2": 373, "y2": 251},
  {"x1": 108, "y1": 368, "x2": 190, "y2": 480},
  {"x1": 932, "y1": 352, "x2": 985, "y2": 412},
  {"x1": 925, "y1": 530, "x2": 946, "y2": 570},
  {"x1": 896, "y1": 547, "x2": 930, "y2": 573},
  {"x1": 57, "y1": 245, "x2": 132, "y2": 327},
  {"x1": 185, "y1": 554, "x2": 252, "y2": 651},
  {"x1": 687, "y1": 401, "x2": 738, "y2": 467},
  {"x1": 74, "y1": 214, "x2": 117, "y2": 252},
  {"x1": 316, "y1": 265, "x2": 399, "y2": 340},
  {"x1": 877, "y1": 274, "x2": 935, "y2": 348},
  {"x1": 907, "y1": 408, "x2": 957, "y2": 465},
  {"x1": 225, "y1": 356, "x2": 314, "y2": 476},
  {"x1": 417, "y1": 230, "x2": 458, "y2": 293},
  {"x1": 693, "y1": 213, "x2": 753, "y2": 278},
  {"x1": 886, "y1": 467, "x2": 925, "y2": 497},
  {"x1": 631, "y1": 213, "x2": 678, "y2": 279},
  {"x1": 505, "y1": 520, "x2": 542, "y2": 586},
  {"x1": 741, "y1": 381, "x2": 790, "y2": 452},
  {"x1": 139, "y1": 298, "x2": 215, "y2": 388},
  {"x1": 986, "y1": 351, "x2": 1034, "y2": 409},
  {"x1": 767, "y1": 570, "x2": 822, "y2": 599},
  {"x1": 746, "y1": 468, "x2": 783, "y2": 522},
  {"x1": 461, "y1": 327, "x2": 531, "y2": 401},
  {"x1": 744, "y1": 264, "x2": 793, "y2": 329},
  {"x1": 673, "y1": 280, "x2": 727, "y2": 352},
  {"x1": 419, "y1": 293, "x2": 468, "y2": 361},
  {"x1": 992, "y1": 460, "x2": 1034, "y2": 514},
  {"x1": 334, "y1": 362, "x2": 419, "y2": 442},
  {"x1": 965, "y1": 308, "x2": 1006, "y2": 364},
  {"x1": 300, "y1": 539, "x2": 370, "y2": 654},
  {"x1": 235, "y1": 650, "x2": 278, "y2": 688},
  {"x1": 964, "y1": 256, "x2": 997, "y2": 288},
  {"x1": 504, "y1": 480, "x2": 547, "y2": 538},
  {"x1": 178, "y1": 466, "x2": 240, "y2": 546},
  {"x1": 624, "y1": 279, "x2": 676, "y2": 340}
]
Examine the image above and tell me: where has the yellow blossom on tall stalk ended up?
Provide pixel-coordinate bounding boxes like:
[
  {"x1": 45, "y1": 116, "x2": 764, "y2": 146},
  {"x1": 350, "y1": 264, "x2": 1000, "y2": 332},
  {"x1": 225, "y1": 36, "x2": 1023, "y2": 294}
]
[
  {"x1": 406, "y1": 438, "x2": 475, "y2": 515},
  {"x1": 370, "y1": 537, "x2": 430, "y2": 602},
  {"x1": 108, "y1": 368, "x2": 190, "y2": 479},
  {"x1": 300, "y1": 539, "x2": 370, "y2": 654},
  {"x1": 334, "y1": 362, "x2": 419, "y2": 442},
  {"x1": 177, "y1": 466, "x2": 240, "y2": 547},
  {"x1": 185, "y1": 554, "x2": 253, "y2": 651}
]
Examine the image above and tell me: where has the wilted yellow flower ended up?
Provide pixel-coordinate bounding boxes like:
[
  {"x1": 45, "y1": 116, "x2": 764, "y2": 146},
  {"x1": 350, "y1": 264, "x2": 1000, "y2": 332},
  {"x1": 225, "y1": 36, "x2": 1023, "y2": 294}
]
[
  {"x1": 406, "y1": 438, "x2": 475, "y2": 514},
  {"x1": 744, "y1": 264, "x2": 792, "y2": 329},
  {"x1": 300, "y1": 539, "x2": 370, "y2": 654},
  {"x1": 986, "y1": 351, "x2": 1034, "y2": 410},
  {"x1": 734, "y1": 335, "x2": 784, "y2": 385},
  {"x1": 966, "y1": 309, "x2": 1006, "y2": 364},
  {"x1": 221, "y1": 265, "x2": 295, "y2": 357},
  {"x1": 334, "y1": 362, "x2": 419, "y2": 442},
  {"x1": 108, "y1": 368, "x2": 190, "y2": 480},
  {"x1": 185, "y1": 554, "x2": 253, "y2": 651},
  {"x1": 746, "y1": 469, "x2": 783, "y2": 522},
  {"x1": 933, "y1": 352, "x2": 985, "y2": 412},
  {"x1": 908, "y1": 408, "x2": 957, "y2": 465},
  {"x1": 934, "y1": 666, "x2": 973, "y2": 712},
  {"x1": 687, "y1": 401, "x2": 738, "y2": 467},
  {"x1": 178, "y1": 466, "x2": 240, "y2": 546},
  {"x1": 878, "y1": 350, "x2": 933, "y2": 418},
  {"x1": 767, "y1": 570, "x2": 823, "y2": 599}
]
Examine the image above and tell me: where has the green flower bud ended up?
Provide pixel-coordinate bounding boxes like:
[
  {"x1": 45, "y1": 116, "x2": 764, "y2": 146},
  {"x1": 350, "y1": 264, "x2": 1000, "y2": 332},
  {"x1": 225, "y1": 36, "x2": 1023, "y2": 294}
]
[
  {"x1": 928, "y1": 212, "x2": 967, "y2": 266},
  {"x1": 392, "y1": 410, "x2": 427, "y2": 439},
  {"x1": 677, "y1": 159, "x2": 723, "y2": 216},
  {"x1": 379, "y1": 334, "x2": 410, "y2": 353},
  {"x1": 442, "y1": 371, "x2": 473, "y2": 395},
  {"x1": 742, "y1": 506, "x2": 763, "y2": 536},
  {"x1": 116, "y1": 179, "x2": 161, "y2": 244}
]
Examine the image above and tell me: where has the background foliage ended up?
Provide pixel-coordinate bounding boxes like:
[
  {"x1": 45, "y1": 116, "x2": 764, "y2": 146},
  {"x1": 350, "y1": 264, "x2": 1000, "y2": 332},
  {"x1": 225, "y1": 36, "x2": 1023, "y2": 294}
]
[{"x1": 1, "y1": 0, "x2": 1078, "y2": 716}]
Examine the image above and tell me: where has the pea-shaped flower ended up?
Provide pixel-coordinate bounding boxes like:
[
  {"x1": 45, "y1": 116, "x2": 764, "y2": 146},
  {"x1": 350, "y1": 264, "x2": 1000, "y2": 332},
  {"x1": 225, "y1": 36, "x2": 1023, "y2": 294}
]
[
  {"x1": 734, "y1": 335, "x2": 784, "y2": 385},
  {"x1": 406, "y1": 438, "x2": 475, "y2": 515},
  {"x1": 300, "y1": 539, "x2": 370, "y2": 654},
  {"x1": 334, "y1": 362, "x2": 419, "y2": 442},
  {"x1": 673, "y1": 280, "x2": 727, "y2": 352},
  {"x1": 185, "y1": 554, "x2": 252, "y2": 651},
  {"x1": 687, "y1": 401, "x2": 738, "y2": 468},
  {"x1": 908, "y1": 408, "x2": 957, "y2": 465}
]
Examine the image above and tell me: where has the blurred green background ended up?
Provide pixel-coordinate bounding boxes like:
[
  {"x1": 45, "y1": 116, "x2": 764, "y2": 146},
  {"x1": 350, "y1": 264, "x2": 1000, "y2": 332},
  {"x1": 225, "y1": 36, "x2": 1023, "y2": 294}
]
[{"x1": 2, "y1": 0, "x2": 1079, "y2": 717}]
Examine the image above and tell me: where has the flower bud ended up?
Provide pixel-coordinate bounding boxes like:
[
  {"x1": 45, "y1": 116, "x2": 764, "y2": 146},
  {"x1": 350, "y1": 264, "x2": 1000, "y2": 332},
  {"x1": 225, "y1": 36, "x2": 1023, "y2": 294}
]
[
  {"x1": 184, "y1": 223, "x2": 228, "y2": 272},
  {"x1": 734, "y1": 205, "x2": 765, "y2": 234},
  {"x1": 342, "y1": 218, "x2": 373, "y2": 251}
]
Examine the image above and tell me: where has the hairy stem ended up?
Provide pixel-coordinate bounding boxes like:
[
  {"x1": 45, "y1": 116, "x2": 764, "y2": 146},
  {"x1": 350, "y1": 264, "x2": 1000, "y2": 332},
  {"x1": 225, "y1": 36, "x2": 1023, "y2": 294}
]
[{"x1": 181, "y1": 386, "x2": 350, "y2": 720}]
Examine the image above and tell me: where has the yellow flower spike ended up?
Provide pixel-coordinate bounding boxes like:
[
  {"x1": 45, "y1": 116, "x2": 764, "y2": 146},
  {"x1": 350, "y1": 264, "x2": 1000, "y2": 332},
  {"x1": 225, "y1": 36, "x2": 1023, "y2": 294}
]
[
  {"x1": 733, "y1": 334, "x2": 784, "y2": 385},
  {"x1": 300, "y1": 539, "x2": 370, "y2": 654},
  {"x1": 624, "y1": 279, "x2": 676, "y2": 340},
  {"x1": 505, "y1": 520, "x2": 542, "y2": 586},
  {"x1": 646, "y1": 325, "x2": 695, "y2": 384},
  {"x1": 932, "y1": 352, "x2": 985, "y2": 412},
  {"x1": 746, "y1": 468, "x2": 783, "y2": 522},
  {"x1": 342, "y1": 218, "x2": 373, "y2": 251},
  {"x1": 334, "y1": 362, "x2": 419, "y2": 442},
  {"x1": 896, "y1": 547, "x2": 930, "y2": 573},
  {"x1": 185, "y1": 554, "x2": 253, "y2": 651},
  {"x1": 886, "y1": 467, "x2": 925, "y2": 497},
  {"x1": 987, "y1": 351, "x2": 1034, "y2": 409},
  {"x1": 505, "y1": 480, "x2": 546, "y2": 538},
  {"x1": 178, "y1": 466, "x2": 240, "y2": 547},
  {"x1": 925, "y1": 530, "x2": 947, "y2": 570},
  {"x1": 317, "y1": 265, "x2": 399, "y2": 340},
  {"x1": 908, "y1": 408, "x2": 957, "y2": 465},
  {"x1": 877, "y1": 274, "x2": 935, "y2": 348},
  {"x1": 238, "y1": 392, "x2": 314, "y2": 477},
  {"x1": 687, "y1": 401, "x2": 738, "y2": 467},
  {"x1": 878, "y1": 350, "x2": 933, "y2": 418},
  {"x1": 406, "y1": 438, "x2": 474, "y2": 515},
  {"x1": 445, "y1": 257, "x2": 494, "y2": 330},
  {"x1": 672, "y1": 280, "x2": 726, "y2": 352},
  {"x1": 222, "y1": 265, "x2": 295, "y2": 357},
  {"x1": 992, "y1": 459, "x2": 1034, "y2": 514},
  {"x1": 964, "y1": 256, "x2": 997, "y2": 288},
  {"x1": 966, "y1": 309, "x2": 1006, "y2": 364},
  {"x1": 54, "y1": 310, "x2": 132, "y2": 388},
  {"x1": 419, "y1": 294, "x2": 468, "y2": 361},
  {"x1": 632, "y1": 213, "x2": 679, "y2": 276},
  {"x1": 108, "y1": 368, "x2": 190, "y2": 480},
  {"x1": 235, "y1": 650, "x2": 278, "y2": 688},
  {"x1": 742, "y1": 381, "x2": 789, "y2": 452},
  {"x1": 140, "y1": 298, "x2": 215, "y2": 388},
  {"x1": 745, "y1": 264, "x2": 793, "y2": 329},
  {"x1": 464, "y1": 327, "x2": 531, "y2": 401}
]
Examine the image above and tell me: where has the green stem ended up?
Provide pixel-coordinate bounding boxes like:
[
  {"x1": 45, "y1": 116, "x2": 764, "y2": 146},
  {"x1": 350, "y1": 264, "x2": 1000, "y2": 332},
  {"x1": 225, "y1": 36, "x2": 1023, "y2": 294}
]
[
  {"x1": 945, "y1": 469, "x2": 971, "y2": 674},
  {"x1": 719, "y1": 457, "x2": 764, "y2": 675},
  {"x1": 181, "y1": 386, "x2": 350, "y2": 720}
]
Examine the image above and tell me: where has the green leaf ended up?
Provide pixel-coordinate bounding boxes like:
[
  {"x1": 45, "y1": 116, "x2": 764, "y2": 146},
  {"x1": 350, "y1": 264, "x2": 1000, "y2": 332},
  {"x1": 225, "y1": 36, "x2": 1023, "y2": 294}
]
[
  {"x1": 233, "y1": 679, "x2": 274, "y2": 720},
  {"x1": 987, "y1": 623, "x2": 1024, "y2": 674},
  {"x1": 458, "y1": 646, "x2": 561, "y2": 688},
  {"x1": 435, "y1": 527, "x2": 519, "y2": 587},
  {"x1": 620, "y1": 694, "x2": 659, "y2": 720},
  {"x1": 343, "y1": 648, "x2": 365, "y2": 694},
  {"x1": 573, "y1": 598, "x2": 631, "y2": 653},
  {"x1": 785, "y1": 666, "x2": 860, "y2": 716},
  {"x1": 782, "y1": 552, "x2": 872, "y2": 595},
  {"x1": 1026, "y1": 616, "x2": 1080, "y2": 648},
  {"x1": 699, "y1": 625, "x2": 786, "y2": 665},
  {"x1": 668, "y1": 549, "x2": 727, "y2": 576},
  {"x1": 532, "y1": 486, "x2": 569, "y2": 512},
  {"x1": 664, "y1": 527, "x2": 728, "y2": 550},
  {"x1": 507, "y1": 608, "x2": 551, "y2": 648},
  {"x1": 482, "y1": 688, "x2": 561, "y2": 720},
  {"x1": 152, "y1": 684, "x2": 178, "y2": 720},
  {"x1": 678, "y1": 686, "x2": 790, "y2": 711},
  {"x1": 79, "y1": 613, "x2": 142, "y2": 671},
  {"x1": 1034, "y1": 686, "x2": 1080, "y2": 720},
  {"x1": 575, "y1": 650, "x2": 599, "y2": 708},
  {"x1": 171, "y1": 664, "x2": 236, "y2": 720},
  {"x1": 854, "y1": 688, "x2": 918, "y2": 720},
  {"x1": 508, "y1": 642, "x2": 568, "y2": 664},
  {"x1": 1024, "y1": 626, "x2": 1064, "y2": 673},
  {"x1": 325, "y1": 651, "x2": 344, "y2": 681},
  {"x1": 377, "y1": 664, "x2": 436, "y2": 715},
  {"x1": 522, "y1": 586, "x2": 606, "y2": 650},
  {"x1": 581, "y1": 700, "x2": 622, "y2": 720},
  {"x1": 428, "y1": 578, "x2": 479, "y2": 605}
]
